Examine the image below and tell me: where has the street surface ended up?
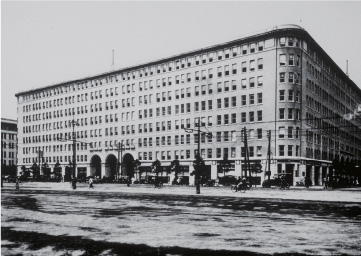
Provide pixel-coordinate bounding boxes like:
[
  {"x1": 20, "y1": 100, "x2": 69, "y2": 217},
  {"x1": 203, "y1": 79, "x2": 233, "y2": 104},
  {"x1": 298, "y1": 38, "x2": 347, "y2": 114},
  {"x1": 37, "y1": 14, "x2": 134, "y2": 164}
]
[{"x1": 1, "y1": 182, "x2": 361, "y2": 256}]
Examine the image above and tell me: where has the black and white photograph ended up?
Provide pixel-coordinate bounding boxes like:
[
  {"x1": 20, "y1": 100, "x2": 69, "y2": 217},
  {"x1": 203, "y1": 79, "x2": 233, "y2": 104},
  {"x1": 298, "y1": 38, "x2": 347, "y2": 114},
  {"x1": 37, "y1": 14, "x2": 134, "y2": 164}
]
[{"x1": 1, "y1": 1, "x2": 361, "y2": 255}]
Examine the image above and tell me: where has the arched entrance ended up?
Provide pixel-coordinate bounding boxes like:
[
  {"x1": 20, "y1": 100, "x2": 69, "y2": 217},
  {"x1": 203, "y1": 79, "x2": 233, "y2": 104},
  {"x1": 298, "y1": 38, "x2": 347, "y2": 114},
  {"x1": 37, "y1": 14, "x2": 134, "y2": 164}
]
[
  {"x1": 105, "y1": 154, "x2": 117, "y2": 179},
  {"x1": 90, "y1": 155, "x2": 102, "y2": 178},
  {"x1": 123, "y1": 153, "x2": 134, "y2": 177}
]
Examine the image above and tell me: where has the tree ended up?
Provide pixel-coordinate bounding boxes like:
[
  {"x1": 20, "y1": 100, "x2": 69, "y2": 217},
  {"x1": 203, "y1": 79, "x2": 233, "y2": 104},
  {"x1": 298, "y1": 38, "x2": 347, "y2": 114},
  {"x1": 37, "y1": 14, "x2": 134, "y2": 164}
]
[
  {"x1": 151, "y1": 159, "x2": 162, "y2": 176},
  {"x1": 54, "y1": 161, "x2": 62, "y2": 179},
  {"x1": 217, "y1": 156, "x2": 232, "y2": 176},
  {"x1": 42, "y1": 162, "x2": 50, "y2": 178},
  {"x1": 170, "y1": 159, "x2": 181, "y2": 184},
  {"x1": 31, "y1": 163, "x2": 40, "y2": 178},
  {"x1": 64, "y1": 161, "x2": 73, "y2": 182}
]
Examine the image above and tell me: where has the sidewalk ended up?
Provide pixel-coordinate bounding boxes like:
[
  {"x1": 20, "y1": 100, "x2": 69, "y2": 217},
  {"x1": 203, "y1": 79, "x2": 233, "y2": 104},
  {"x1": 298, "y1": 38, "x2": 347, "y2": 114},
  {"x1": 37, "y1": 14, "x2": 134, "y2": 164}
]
[{"x1": 2, "y1": 182, "x2": 361, "y2": 203}]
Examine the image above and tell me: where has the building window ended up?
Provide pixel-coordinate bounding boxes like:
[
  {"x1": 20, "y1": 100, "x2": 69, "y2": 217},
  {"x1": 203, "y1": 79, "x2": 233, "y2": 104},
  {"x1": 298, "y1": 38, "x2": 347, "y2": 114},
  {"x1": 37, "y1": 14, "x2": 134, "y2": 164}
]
[
  {"x1": 288, "y1": 145, "x2": 293, "y2": 156},
  {"x1": 280, "y1": 37, "x2": 286, "y2": 46},
  {"x1": 280, "y1": 73, "x2": 285, "y2": 83},
  {"x1": 280, "y1": 54, "x2": 286, "y2": 66},
  {"x1": 257, "y1": 110, "x2": 262, "y2": 122},
  {"x1": 289, "y1": 54, "x2": 294, "y2": 65},
  {"x1": 242, "y1": 62, "x2": 247, "y2": 73},
  {"x1": 232, "y1": 64, "x2": 237, "y2": 74},
  {"x1": 230, "y1": 113, "x2": 236, "y2": 124},
  {"x1": 232, "y1": 96, "x2": 237, "y2": 107},
  {"x1": 279, "y1": 90, "x2": 285, "y2": 101},
  {"x1": 249, "y1": 94, "x2": 255, "y2": 105},
  {"x1": 288, "y1": 127, "x2": 293, "y2": 138},
  {"x1": 258, "y1": 58, "x2": 263, "y2": 70},
  {"x1": 241, "y1": 95, "x2": 246, "y2": 106},
  {"x1": 249, "y1": 60, "x2": 255, "y2": 71},
  {"x1": 279, "y1": 127, "x2": 285, "y2": 139},
  {"x1": 249, "y1": 77, "x2": 255, "y2": 88},
  {"x1": 257, "y1": 93, "x2": 263, "y2": 104},
  {"x1": 249, "y1": 111, "x2": 254, "y2": 122},
  {"x1": 288, "y1": 108, "x2": 293, "y2": 120},
  {"x1": 257, "y1": 128, "x2": 262, "y2": 139},
  {"x1": 241, "y1": 112, "x2": 246, "y2": 123},
  {"x1": 289, "y1": 73, "x2": 294, "y2": 83},
  {"x1": 279, "y1": 108, "x2": 285, "y2": 119},
  {"x1": 232, "y1": 80, "x2": 237, "y2": 91},
  {"x1": 241, "y1": 79, "x2": 247, "y2": 89},
  {"x1": 279, "y1": 145, "x2": 285, "y2": 156}
]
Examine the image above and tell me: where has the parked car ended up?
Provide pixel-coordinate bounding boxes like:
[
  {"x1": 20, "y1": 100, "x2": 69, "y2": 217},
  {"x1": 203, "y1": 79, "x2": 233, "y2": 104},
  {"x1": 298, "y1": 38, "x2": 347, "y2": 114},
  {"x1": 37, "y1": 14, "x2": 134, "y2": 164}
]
[
  {"x1": 218, "y1": 175, "x2": 238, "y2": 186},
  {"x1": 262, "y1": 178, "x2": 280, "y2": 188}
]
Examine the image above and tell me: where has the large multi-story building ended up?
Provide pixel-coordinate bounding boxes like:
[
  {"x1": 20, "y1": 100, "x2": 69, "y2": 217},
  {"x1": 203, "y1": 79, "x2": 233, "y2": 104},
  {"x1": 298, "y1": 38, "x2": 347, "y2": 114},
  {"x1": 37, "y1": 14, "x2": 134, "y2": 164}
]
[
  {"x1": 1, "y1": 118, "x2": 18, "y2": 176},
  {"x1": 15, "y1": 24, "x2": 361, "y2": 185}
]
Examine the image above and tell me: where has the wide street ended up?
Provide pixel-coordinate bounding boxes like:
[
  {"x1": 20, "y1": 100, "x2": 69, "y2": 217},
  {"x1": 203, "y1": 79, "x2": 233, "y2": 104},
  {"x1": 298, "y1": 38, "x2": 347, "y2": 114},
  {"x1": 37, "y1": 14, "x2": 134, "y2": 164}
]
[{"x1": 1, "y1": 182, "x2": 361, "y2": 256}]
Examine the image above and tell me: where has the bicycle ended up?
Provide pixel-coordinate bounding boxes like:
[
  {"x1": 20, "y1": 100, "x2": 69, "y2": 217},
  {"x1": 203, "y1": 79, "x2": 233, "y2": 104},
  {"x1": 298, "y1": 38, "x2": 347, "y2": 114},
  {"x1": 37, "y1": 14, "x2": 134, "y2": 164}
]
[
  {"x1": 325, "y1": 181, "x2": 334, "y2": 190},
  {"x1": 231, "y1": 184, "x2": 246, "y2": 193},
  {"x1": 279, "y1": 180, "x2": 290, "y2": 190}
]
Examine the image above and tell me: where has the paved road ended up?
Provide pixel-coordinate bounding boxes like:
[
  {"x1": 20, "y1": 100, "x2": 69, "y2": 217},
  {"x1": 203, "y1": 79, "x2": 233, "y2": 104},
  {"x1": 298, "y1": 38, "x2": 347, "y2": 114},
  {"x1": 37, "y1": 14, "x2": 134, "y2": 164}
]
[{"x1": 2, "y1": 183, "x2": 361, "y2": 255}]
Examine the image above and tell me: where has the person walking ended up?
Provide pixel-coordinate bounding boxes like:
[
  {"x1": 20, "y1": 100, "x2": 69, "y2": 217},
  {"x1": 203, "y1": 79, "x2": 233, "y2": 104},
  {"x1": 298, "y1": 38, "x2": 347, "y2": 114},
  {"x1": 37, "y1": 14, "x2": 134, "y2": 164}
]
[
  {"x1": 15, "y1": 177, "x2": 20, "y2": 190},
  {"x1": 88, "y1": 177, "x2": 94, "y2": 189}
]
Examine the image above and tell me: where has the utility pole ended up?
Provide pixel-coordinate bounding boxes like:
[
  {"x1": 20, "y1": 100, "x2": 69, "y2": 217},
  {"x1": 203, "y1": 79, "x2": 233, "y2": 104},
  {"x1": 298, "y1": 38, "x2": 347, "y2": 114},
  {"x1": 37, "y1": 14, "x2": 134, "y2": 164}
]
[
  {"x1": 57, "y1": 118, "x2": 86, "y2": 190},
  {"x1": 71, "y1": 119, "x2": 78, "y2": 189},
  {"x1": 184, "y1": 117, "x2": 212, "y2": 194},
  {"x1": 116, "y1": 142, "x2": 124, "y2": 180},
  {"x1": 267, "y1": 130, "x2": 271, "y2": 181},
  {"x1": 196, "y1": 117, "x2": 201, "y2": 194},
  {"x1": 242, "y1": 127, "x2": 247, "y2": 179},
  {"x1": 37, "y1": 150, "x2": 43, "y2": 176},
  {"x1": 243, "y1": 127, "x2": 251, "y2": 186}
]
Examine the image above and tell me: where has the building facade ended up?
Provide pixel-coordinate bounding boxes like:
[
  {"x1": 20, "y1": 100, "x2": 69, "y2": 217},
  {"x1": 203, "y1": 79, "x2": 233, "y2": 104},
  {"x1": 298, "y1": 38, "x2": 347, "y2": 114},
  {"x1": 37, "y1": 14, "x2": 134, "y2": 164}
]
[
  {"x1": 1, "y1": 118, "x2": 18, "y2": 176},
  {"x1": 15, "y1": 25, "x2": 361, "y2": 185}
]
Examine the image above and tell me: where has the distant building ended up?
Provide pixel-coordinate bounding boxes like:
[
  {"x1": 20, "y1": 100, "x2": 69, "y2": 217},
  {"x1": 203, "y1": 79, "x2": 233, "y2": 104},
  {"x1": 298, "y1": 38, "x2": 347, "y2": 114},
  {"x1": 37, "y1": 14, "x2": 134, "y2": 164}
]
[
  {"x1": 1, "y1": 118, "x2": 18, "y2": 176},
  {"x1": 15, "y1": 25, "x2": 361, "y2": 185}
]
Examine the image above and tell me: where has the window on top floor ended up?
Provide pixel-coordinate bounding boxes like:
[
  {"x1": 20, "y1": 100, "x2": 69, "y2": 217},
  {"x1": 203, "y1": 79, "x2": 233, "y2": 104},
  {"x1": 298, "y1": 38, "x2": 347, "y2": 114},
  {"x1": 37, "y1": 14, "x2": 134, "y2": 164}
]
[
  {"x1": 232, "y1": 46, "x2": 238, "y2": 56},
  {"x1": 280, "y1": 37, "x2": 286, "y2": 46},
  {"x1": 242, "y1": 45, "x2": 247, "y2": 54},
  {"x1": 195, "y1": 56, "x2": 200, "y2": 65},
  {"x1": 225, "y1": 49, "x2": 230, "y2": 58},
  {"x1": 250, "y1": 43, "x2": 256, "y2": 53},
  {"x1": 258, "y1": 41, "x2": 264, "y2": 51},
  {"x1": 202, "y1": 54, "x2": 207, "y2": 64},
  {"x1": 288, "y1": 38, "x2": 294, "y2": 47},
  {"x1": 181, "y1": 59, "x2": 185, "y2": 68},
  {"x1": 218, "y1": 50, "x2": 223, "y2": 60},
  {"x1": 209, "y1": 52, "x2": 214, "y2": 62}
]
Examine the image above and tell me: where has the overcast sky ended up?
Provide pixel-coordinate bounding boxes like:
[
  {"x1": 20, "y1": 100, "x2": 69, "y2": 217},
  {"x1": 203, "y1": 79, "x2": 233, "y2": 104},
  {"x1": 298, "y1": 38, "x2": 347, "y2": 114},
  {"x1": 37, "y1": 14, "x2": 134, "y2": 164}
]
[{"x1": 2, "y1": 1, "x2": 361, "y2": 120}]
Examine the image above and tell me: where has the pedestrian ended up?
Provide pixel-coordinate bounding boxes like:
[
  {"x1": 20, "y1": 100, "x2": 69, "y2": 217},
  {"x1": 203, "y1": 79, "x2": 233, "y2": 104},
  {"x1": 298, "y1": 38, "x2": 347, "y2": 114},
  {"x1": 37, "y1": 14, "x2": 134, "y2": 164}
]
[
  {"x1": 88, "y1": 177, "x2": 94, "y2": 189},
  {"x1": 15, "y1": 177, "x2": 20, "y2": 190}
]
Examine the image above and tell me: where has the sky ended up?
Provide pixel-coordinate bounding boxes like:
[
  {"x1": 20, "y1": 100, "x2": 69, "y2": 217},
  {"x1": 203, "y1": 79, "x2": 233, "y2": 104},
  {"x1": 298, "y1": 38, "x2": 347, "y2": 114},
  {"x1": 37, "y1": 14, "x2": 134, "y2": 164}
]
[{"x1": 2, "y1": 1, "x2": 361, "y2": 120}]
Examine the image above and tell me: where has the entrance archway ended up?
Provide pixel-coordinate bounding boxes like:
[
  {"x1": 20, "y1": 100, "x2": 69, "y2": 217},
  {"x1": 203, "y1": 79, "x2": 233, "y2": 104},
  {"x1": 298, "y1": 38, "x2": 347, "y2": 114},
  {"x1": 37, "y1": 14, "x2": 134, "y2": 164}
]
[
  {"x1": 105, "y1": 154, "x2": 117, "y2": 179},
  {"x1": 90, "y1": 155, "x2": 102, "y2": 178},
  {"x1": 123, "y1": 153, "x2": 134, "y2": 177}
]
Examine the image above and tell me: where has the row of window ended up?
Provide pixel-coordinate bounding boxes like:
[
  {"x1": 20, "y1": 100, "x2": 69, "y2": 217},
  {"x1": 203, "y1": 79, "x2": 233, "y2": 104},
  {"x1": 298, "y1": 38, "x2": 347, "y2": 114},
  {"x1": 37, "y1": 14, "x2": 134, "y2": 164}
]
[{"x1": 22, "y1": 154, "x2": 88, "y2": 164}]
